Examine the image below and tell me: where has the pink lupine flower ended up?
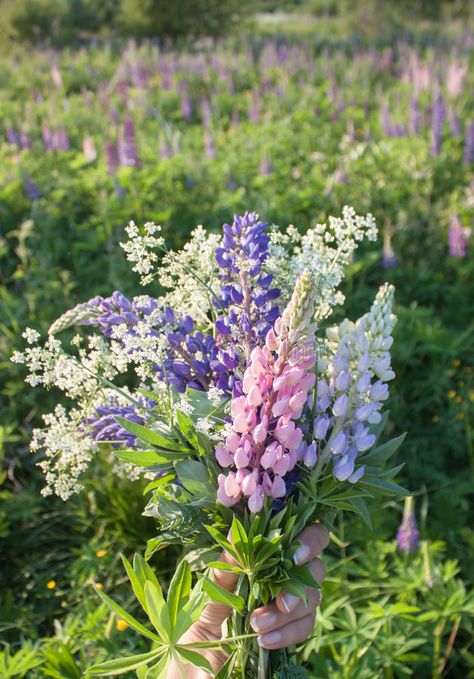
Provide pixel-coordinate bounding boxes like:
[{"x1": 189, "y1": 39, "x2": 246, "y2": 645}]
[{"x1": 215, "y1": 272, "x2": 317, "y2": 512}]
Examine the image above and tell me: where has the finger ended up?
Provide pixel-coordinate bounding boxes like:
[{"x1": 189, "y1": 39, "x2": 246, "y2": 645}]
[
  {"x1": 293, "y1": 523, "x2": 330, "y2": 565},
  {"x1": 198, "y1": 551, "x2": 239, "y2": 631},
  {"x1": 251, "y1": 587, "x2": 321, "y2": 635},
  {"x1": 257, "y1": 612, "x2": 316, "y2": 650},
  {"x1": 275, "y1": 557, "x2": 325, "y2": 614}
]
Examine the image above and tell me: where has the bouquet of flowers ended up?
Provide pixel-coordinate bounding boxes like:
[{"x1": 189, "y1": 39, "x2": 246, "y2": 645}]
[{"x1": 13, "y1": 208, "x2": 407, "y2": 678}]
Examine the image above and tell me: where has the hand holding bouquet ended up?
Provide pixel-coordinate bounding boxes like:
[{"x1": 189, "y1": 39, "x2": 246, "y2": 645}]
[{"x1": 13, "y1": 208, "x2": 406, "y2": 677}]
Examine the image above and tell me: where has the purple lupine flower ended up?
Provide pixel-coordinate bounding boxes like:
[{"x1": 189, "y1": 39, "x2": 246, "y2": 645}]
[
  {"x1": 430, "y1": 92, "x2": 445, "y2": 156},
  {"x1": 119, "y1": 117, "x2": 140, "y2": 168},
  {"x1": 449, "y1": 213, "x2": 467, "y2": 258},
  {"x1": 105, "y1": 137, "x2": 120, "y2": 175},
  {"x1": 215, "y1": 213, "x2": 281, "y2": 394},
  {"x1": 464, "y1": 122, "x2": 474, "y2": 164},
  {"x1": 397, "y1": 496, "x2": 420, "y2": 553},
  {"x1": 6, "y1": 126, "x2": 19, "y2": 146},
  {"x1": 259, "y1": 154, "x2": 273, "y2": 177},
  {"x1": 227, "y1": 174, "x2": 238, "y2": 190},
  {"x1": 19, "y1": 129, "x2": 32, "y2": 150},
  {"x1": 160, "y1": 140, "x2": 173, "y2": 159},
  {"x1": 42, "y1": 125, "x2": 54, "y2": 152},
  {"x1": 84, "y1": 397, "x2": 151, "y2": 448},
  {"x1": 72, "y1": 291, "x2": 230, "y2": 394},
  {"x1": 55, "y1": 127, "x2": 70, "y2": 152},
  {"x1": 23, "y1": 174, "x2": 41, "y2": 201},
  {"x1": 181, "y1": 92, "x2": 193, "y2": 122},
  {"x1": 382, "y1": 229, "x2": 397, "y2": 268},
  {"x1": 380, "y1": 101, "x2": 392, "y2": 136}
]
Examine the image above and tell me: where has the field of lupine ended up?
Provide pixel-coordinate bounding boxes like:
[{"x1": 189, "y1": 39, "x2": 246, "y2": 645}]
[{"x1": 1, "y1": 29, "x2": 474, "y2": 677}]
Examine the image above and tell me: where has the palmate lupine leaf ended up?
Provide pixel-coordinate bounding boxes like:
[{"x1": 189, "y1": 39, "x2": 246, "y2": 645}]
[
  {"x1": 115, "y1": 416, "x2": 191, "y2": 453},
  {"x1": 89, "y1": 557, "x2": 214, "y2": 678}
]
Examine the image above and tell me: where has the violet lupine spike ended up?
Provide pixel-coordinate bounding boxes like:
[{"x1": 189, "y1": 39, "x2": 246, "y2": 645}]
[
  {"x1": 7, "y1": 126, "x2": 20, "y2": 147},
  {"x1": 215, "y1": 213, "x2": 281, "y2": 394},
  {"x1": 83, "y1": 397, "x2": 152, "y2": 448},
  {"x1": 119, "y1": 117, "x2": 140, "y2": 168},
  {"x1": 464, "y1": 122, "x2": 474, "y2": 164},
  {"x1": 409, "y1": 97, "x2": 421, "y2": 135},
  {"x1": 42, "y1": 125, "x2": 54, "y2": 153},
  {"x1": 24, "y1": 174, "x2": 41, "y2": 201},
  {"x1": 397, "y1": 496, "x2": 420, "y2": 553},
  {"x1": 216, "y1": 272, "x2": 317, "y2": 513},
  {"x1": 105, "y1": 137, "x2": 120, "y2": 176},
  {"x1": 449, "y1": 213, "x2": 467, "y2": 258},
  {"x1": 430, "y1": 92, "x2": 445, "y2": 156}
]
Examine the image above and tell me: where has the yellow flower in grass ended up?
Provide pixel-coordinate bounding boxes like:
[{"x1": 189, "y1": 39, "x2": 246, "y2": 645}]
[
  {"x1": 448, "y1": 390, "x2": 456, "y2": 399},
  {"x1": 96, "y1": 549, "x2": 107, "y2": 558},
  {"x1": 452, "y1": 358, "x2": 461, "y2": 368},
  {"x1": 95, "y1": 583, "x2": 104, "y2": 591},
  {"x1": 47, "y1": 580, "x2": 56, "y2": 590},
  {"x1": 431, "y1": 415, "x2": 440, "y2": 423},
  {"x1": 116, "y1": 619, "x2": 128, "y2": 632}
]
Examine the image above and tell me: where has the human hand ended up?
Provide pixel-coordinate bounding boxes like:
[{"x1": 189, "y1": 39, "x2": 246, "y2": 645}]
[{"x1": 168, "y1": 523, "x2": 329, "y2": 678}]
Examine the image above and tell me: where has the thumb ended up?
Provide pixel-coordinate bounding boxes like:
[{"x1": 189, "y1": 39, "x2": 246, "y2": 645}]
[{"x1": 198, "y1": 551, "x2": 239, "y2": 631}]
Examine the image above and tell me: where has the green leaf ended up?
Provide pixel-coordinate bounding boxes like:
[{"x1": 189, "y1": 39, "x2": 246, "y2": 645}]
[
  {"x1": 206, "y1": 561, "x2": 245, "y2": 575},
  {"x1": 175, "y1": 460, "x2": 215, "y2": 499},
  {"x1": 214, "y1": 653, "x2": 237, "y2": 679},
  {"x1": 348, "y1": 497, "x2": 373, "y2": 529},
  {"x1": 88, "y1": 649, "x2": 165, "y2": 675},
  {"x1": 204, "y1": 525, "x2": 240, "y2": 563},
  {"x1": 231, "y1": 516, "x2": 249, "y2": 565},
  {"x1": 185, "y1": 387, "x2": 228, "y2": 419},
  {"x1": 114, "y1": 449, "x2": 176, "y2": 467},
  {"x1": 282, "y1": 579, "x2": 308, "y2": 604},
  {"x1": 144, "y1": 473, "x2": 175, "y2": 494},
  {"x1": 175, "y1": 409, "x2": 198, "y2": 445},
  {"x1": 168, "y1": 560, "x2": 192, "y2": 627},
  {"x1": 115, "y1": 417, "x2": 187, "y2": 452},
  {"x1": 361, "y1": 433, "x2": 406, "y2": 466},
  {"x1": 144, "y1": 581, "x2": 171, "y2": 642},
  {"x1": 176, "y1": 647, "x2": 213, "y2": 673},
  {"x1": 93, "y1": 587, "x2": 160, "y2": 642},
  {"x1": 134, "y1": 553, "x2": 162, "y2": 592},
  {"x1": 289, "y1": 564, "x2": 321, "y2": 589},
  {"x1": 121, "y1": 554, "x2": 147, "y2": 613},
  {"x1": 145, "y1": 651, "x2": 170, "y2": 679},
  {"x1": 359, "y1": 477, "x2": 410, "y2": 496},
  {"x1": 202, "y1": 576, "x2": 245, "y2": 613}
]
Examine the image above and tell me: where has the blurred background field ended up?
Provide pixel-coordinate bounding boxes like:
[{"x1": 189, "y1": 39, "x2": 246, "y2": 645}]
[{"x1": 1, "y1": 0, "x2": 474, "y2": 677}]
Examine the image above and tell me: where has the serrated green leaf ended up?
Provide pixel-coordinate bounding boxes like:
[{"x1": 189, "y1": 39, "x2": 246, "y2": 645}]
[
  {"x1": 202, "y1": 576, "x2": 245, "y2": 613},
  {"x1": 93, "y1": 587, "x2": 160, "y2": 642},
  {"x1": 88, "y1": 649, "x2": 165, "y2": 675}
]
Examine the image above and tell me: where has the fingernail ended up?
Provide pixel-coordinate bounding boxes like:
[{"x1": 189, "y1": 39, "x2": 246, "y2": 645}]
[
  {"x1": 281, "y1": 592, "x2": 300, "y2": 613},
  {"x1": 251, "y1": 612, "x2": 277, "y2": 633},
  {"x1": 258, "y1": 630, "x2": 282, "y2": 648},
  {"x1": 293, "y1": 544, "x2": 310, "y2": 565}
]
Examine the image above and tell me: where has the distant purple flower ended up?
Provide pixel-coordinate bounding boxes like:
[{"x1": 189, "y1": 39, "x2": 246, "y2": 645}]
[
  {"x1": 430, "y1": 92, "x2": 445, "y2": 156},
  {"x1": 248, "y1": 90, "x2": 261, "y2": 123},
  {"x1": 119, "y1": 117, "x2": 140, "y2": 168},
  {"x1": 83, "y1": 136, "x2": 97, "y2": 162},
  {"x1": 227, "y1": 173, "x2": 238, "y2": 190},
  {"x1": 24, "y1": 174, "x2": 41, "y2": 201},
  {"x1": 449, "y1": 213, "x2": 467, "y2": 258},
  {"x1": 464, "y1": 122, "x2": 474, "y2": 164},
  {"x1": 42, "y1": 125, "x2": 54, "y2": 153},
  {"x1": 105, "y1": 137, "x2": 120, "y2": 175},
  {"x1": 51, "y1": 64, "x2": 63, "y2": 89},
  {"x1": 160, "y1": 140, "x2": 173, "y2": 159},
  {"x1": 181, "y1": 92, "x2": 193, "y2": 122},
  {"x1": 397, "y1": 496, "x2": 420, "y2": 553},
  {"x1": 382, "y1": 229, "x2": 397, "y2": 268},
  {"x1": 6, "y1": 126, "x2": 19, "y2": 147},
  {"x1": 259, "y1": 154, "x2": 272, "y2": 177},
  {"x1": 19, "y1": 129, "x2": 32, "y2": 150},
  {"x1": 449, "y1": 110, "x2": 461, "y2": 137},
  {"x1": 55, "y1": 127, "x2": 70, "y2": 152},
  {"x1": 201, "y1": 98, "x2": 212, "y2": 127},
  {"x1": 380, "y1": 102, "x2": 392, "y2": 136}
]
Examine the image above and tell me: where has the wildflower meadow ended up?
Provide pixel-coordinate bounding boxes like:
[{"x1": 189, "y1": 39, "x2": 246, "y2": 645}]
[{"x1": 1, "y1": 2, "x2": 474, "y2": 678}]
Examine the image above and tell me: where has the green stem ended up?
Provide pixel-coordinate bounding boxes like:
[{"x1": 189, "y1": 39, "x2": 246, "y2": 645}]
[{"x1": 257, "y1": 647, "x2": 270, "y2": 679}]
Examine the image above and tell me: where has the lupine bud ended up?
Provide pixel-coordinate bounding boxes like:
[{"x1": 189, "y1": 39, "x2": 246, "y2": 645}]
[{"x1": 396, "y1": 496, "x2": 420, "y2": 553}]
